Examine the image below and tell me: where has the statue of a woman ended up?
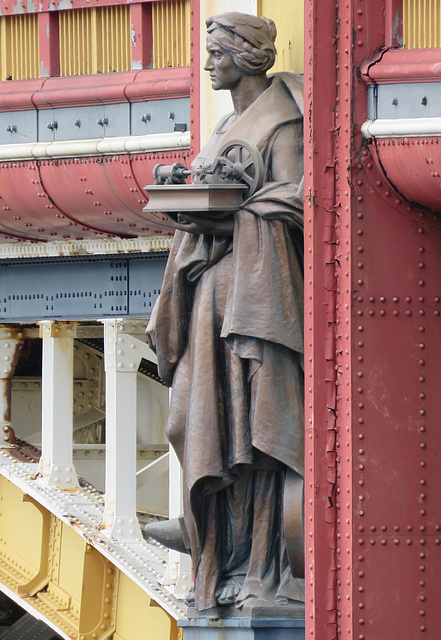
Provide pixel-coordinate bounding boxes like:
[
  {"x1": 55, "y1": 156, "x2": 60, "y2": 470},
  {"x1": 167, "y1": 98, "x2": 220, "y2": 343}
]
[{"x1": 146, "y1": 12, "x2": 304, "y2": 612}]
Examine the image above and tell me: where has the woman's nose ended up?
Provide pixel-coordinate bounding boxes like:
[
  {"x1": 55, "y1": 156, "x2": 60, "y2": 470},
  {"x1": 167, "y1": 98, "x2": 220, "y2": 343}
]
[{"x1": 204, "y1": 56, "x2": 213, "y2": 71}]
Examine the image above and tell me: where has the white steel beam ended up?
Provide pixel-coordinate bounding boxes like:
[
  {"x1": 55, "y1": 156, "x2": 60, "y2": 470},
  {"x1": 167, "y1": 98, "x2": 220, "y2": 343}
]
[
  {"x1": 136, "y1": 452, "x2": 169, "y2": 489},
  {"x1": 38, "y1": 321, "x2": 79, "y2": 488},
  {"x1": 102, "y1": 319, "x2": 151, "y2": 540},
  {"x1": 0, "y1": 326, "x2": 24, "y2": 446},
  {"x1": 361, "y1": 116, "x2": 441, "y2": 138},
  {"x1": 0, "y1": 131, "x2": 190, "y2": 162}
]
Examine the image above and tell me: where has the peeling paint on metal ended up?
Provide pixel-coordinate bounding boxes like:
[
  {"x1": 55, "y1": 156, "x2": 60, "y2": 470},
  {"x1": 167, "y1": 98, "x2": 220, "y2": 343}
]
[
  {"x1": 392, "y1": 10, "x2": 403, "y2": 47},
  {"x1": 40, "y1": 60, "x2": 49, "y2": 77},
  {"x1": 12, "y1": 2, "x2": 25, "y2": 14},
  {"x1": 26, "y1": 0, "x2": 36, "y2": 12},
  {"x1": 132, "y1": 60, "x2": 142, "y2": 70},
  {"x1": 57, "y1": 0, "x2": 72, "y2": 9},
  {"x1": 131, "y1": 27, "x2": 136, "y2": 45}
]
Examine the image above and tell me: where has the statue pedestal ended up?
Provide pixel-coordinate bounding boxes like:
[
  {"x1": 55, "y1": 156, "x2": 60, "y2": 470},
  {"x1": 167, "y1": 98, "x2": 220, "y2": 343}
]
[{"x1": 179, "y1": 616, "x2": 305, "y2": 640}]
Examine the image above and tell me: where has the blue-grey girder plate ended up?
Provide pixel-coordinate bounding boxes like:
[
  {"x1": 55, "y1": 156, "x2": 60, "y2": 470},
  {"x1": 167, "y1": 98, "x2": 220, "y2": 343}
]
[
  {"x1": 0, "y1": 110, "x2": 38, "y2": 145},
  {"x1": 38, "y1": 104, "x2": 130, "y2": 142},
  {"x1": 0, "y1": 97, "x2": 190, "y2": 145},
  {"x1": 375, "y1": 81, "x2": 441, "y2": 119},
  {"x1": 0, "y1": 253, "x2": 167, "y2": 321},
  {"x1": 131, "y1": 98, "x2": 190, "y2": 136}
]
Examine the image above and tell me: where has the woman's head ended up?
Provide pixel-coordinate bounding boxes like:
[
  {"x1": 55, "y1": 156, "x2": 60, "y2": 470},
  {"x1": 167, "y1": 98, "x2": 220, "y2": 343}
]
[{"x1": 205, "y1": 12, "x2": 277, "y2": 77}]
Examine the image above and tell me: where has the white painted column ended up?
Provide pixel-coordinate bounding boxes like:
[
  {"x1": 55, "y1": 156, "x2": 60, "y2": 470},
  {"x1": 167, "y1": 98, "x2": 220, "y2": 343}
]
[
  {"x1": 38, "y1": 321, "x2": 79, "y2": 488},
  {"x1": 0, "y1": 326, "x2": 24, "y2": 446},
  {"x1": 102, "y1": 318, "x2": 157, "y2": 540}
]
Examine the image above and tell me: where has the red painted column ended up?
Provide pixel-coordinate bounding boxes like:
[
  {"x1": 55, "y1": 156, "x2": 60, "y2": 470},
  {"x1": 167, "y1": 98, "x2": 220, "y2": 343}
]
[
  {"x1": 308, "y1": 0, "x2": 441, "y2": 638},
  {"x1": 131, "y1": 2, "x2": 153, "y2": 70},
  {"x1": 385, "y1": 0, "x2": 403, "y2": 47},
  {"x1": 189, "y1": 0, "x2": 200, "y2": 159},
  {"x1": 38, "y1": 12, "x2": 60, "y2": 78},
  {"x1": 304, "y1": 2, "x2": 338, "y2": 639}
]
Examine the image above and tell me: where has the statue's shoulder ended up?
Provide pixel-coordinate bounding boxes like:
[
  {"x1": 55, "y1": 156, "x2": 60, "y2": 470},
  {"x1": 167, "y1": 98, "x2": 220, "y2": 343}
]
[{"x1": 270, "y1": 72, "x2": 304, "y2": 117}]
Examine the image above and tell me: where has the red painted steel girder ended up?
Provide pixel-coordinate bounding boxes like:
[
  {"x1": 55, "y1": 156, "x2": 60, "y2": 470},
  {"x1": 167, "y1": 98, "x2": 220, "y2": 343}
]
[
  {"x1": 130, "y1": 153, "x2": 184, "y2": 234},
  {"x1": 0, "y1": 67, "x2": 191, "y2": 111},
  {"x1": 39, "y1": 158, "x2": 136, "y2": 238},
  {"x1": 0, "y1": 162, "x2": 74, "y2": 240},
  {"x1": 374, "y1": 138, "x2": 441, "y2": 214},
  {"x1": 0, "y1": 0, "x2": 146, "y2": 15},
  {"x1": 361, "y1": 48, "x2": 441, "y2": 85},
  {"x1": 0, "y1": 153, "x2": 189, "y2": 241},
  {"x1": 304, "y1": 0, "x2": 441, "y2": 637}
]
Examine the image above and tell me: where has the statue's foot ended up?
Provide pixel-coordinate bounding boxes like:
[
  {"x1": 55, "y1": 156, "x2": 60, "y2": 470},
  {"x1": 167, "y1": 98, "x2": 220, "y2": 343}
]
[
  {"x1": 142, "y1": 516, "x2": 190, "y2": 554},
  {"x1": 215, "y1": 576, "x2": 243, "y2": 606}
]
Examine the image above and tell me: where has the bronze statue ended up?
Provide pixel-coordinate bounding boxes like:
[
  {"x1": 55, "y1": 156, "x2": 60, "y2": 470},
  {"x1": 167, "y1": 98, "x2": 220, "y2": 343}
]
[{"x1": 145, "y1": 12, "x2": 304, "y2": 613}]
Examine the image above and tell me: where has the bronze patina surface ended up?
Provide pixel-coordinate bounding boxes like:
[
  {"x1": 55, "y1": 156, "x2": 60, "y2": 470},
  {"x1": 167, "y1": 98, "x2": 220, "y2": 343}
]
[{"x1": 145, "y1": 11, "x2": 304, "y2": 614}]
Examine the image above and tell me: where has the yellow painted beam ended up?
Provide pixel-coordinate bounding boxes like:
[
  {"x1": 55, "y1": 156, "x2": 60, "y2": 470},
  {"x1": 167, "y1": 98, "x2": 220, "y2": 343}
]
[{"x1": 0, "y1": 476, "x2": 179, "y2": 640}]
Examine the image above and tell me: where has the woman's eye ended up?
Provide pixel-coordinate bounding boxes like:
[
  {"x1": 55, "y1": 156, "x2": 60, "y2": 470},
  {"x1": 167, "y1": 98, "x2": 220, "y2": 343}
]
[{"x1": 214, "y1": 53, "x2": 222, "y2": 60}]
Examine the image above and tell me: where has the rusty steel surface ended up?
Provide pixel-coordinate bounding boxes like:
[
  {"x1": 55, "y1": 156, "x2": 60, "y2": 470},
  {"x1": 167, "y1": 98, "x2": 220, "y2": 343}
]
[{"x1": 6, "y1": 439, "x2": 41, "y2": 464}]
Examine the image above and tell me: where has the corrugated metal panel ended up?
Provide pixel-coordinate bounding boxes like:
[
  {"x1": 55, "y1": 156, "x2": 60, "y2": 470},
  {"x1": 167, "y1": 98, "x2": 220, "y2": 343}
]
[
  {"x1": 152, "y1": 0, "x2": 190, "y2": 68},
  {"x1": 0, "y1": 14, "x2": 39, "y2": 81},
  {"x1": 97, "y1": 5, "x2": 131, "y2": 74},
  {"x1": 60, "y1": 9, "x2": 93, "y2": 76},
  {"x1": 403, "y1": 0, "x2": 441, "y2": 48},
  {"x1": 60, "y1": 6, "x2": 131, "y2": 77}
]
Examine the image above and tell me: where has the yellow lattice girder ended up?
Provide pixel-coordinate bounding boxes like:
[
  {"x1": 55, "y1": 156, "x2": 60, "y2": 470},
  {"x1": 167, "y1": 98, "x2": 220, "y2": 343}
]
[{"x1": 0, "y1": 476, "x2": 179, "y2": 640}]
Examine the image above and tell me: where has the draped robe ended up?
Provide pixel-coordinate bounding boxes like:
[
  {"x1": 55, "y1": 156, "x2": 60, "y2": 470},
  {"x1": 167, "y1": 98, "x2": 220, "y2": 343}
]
[{"x1": 147, "y1": 73, "x2": 304, "y2": 610}]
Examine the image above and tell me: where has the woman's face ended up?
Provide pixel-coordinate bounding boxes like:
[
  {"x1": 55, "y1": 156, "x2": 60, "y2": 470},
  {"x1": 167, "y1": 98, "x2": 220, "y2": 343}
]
[{"x1": 204, "y1": 37, "x2": 242, "y2": 91}]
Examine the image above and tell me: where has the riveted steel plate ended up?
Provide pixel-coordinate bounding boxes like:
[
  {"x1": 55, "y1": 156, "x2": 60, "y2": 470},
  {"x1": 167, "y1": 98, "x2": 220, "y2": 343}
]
[
  {"x1": 127, "y1": 255, "x2": 167, "y2": 315},
  {"x1": 376, "y1": 82, "x2": 441, "y2": 119},
  {"x1": 38, "y1": 104, "x2": 130, "y2": 142},
  {"x1": 131, "y1": 98, "x2": 190, "y2": 136},
  {"x1": 0, "y1": 110, "x2": 37, "y2": 145},
  {"x1": 0, "y1": 253, "x2": 167, "y2": 321}
]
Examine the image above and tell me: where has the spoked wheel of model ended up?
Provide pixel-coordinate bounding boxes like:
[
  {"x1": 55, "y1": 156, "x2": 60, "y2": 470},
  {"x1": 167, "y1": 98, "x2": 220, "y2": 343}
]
[
  {"x1": 283, "y1": 469, "x2": 304, "y2": 578},
  {"x1": 218, "y1": 139, "x2": 264, "y2": 197}
]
